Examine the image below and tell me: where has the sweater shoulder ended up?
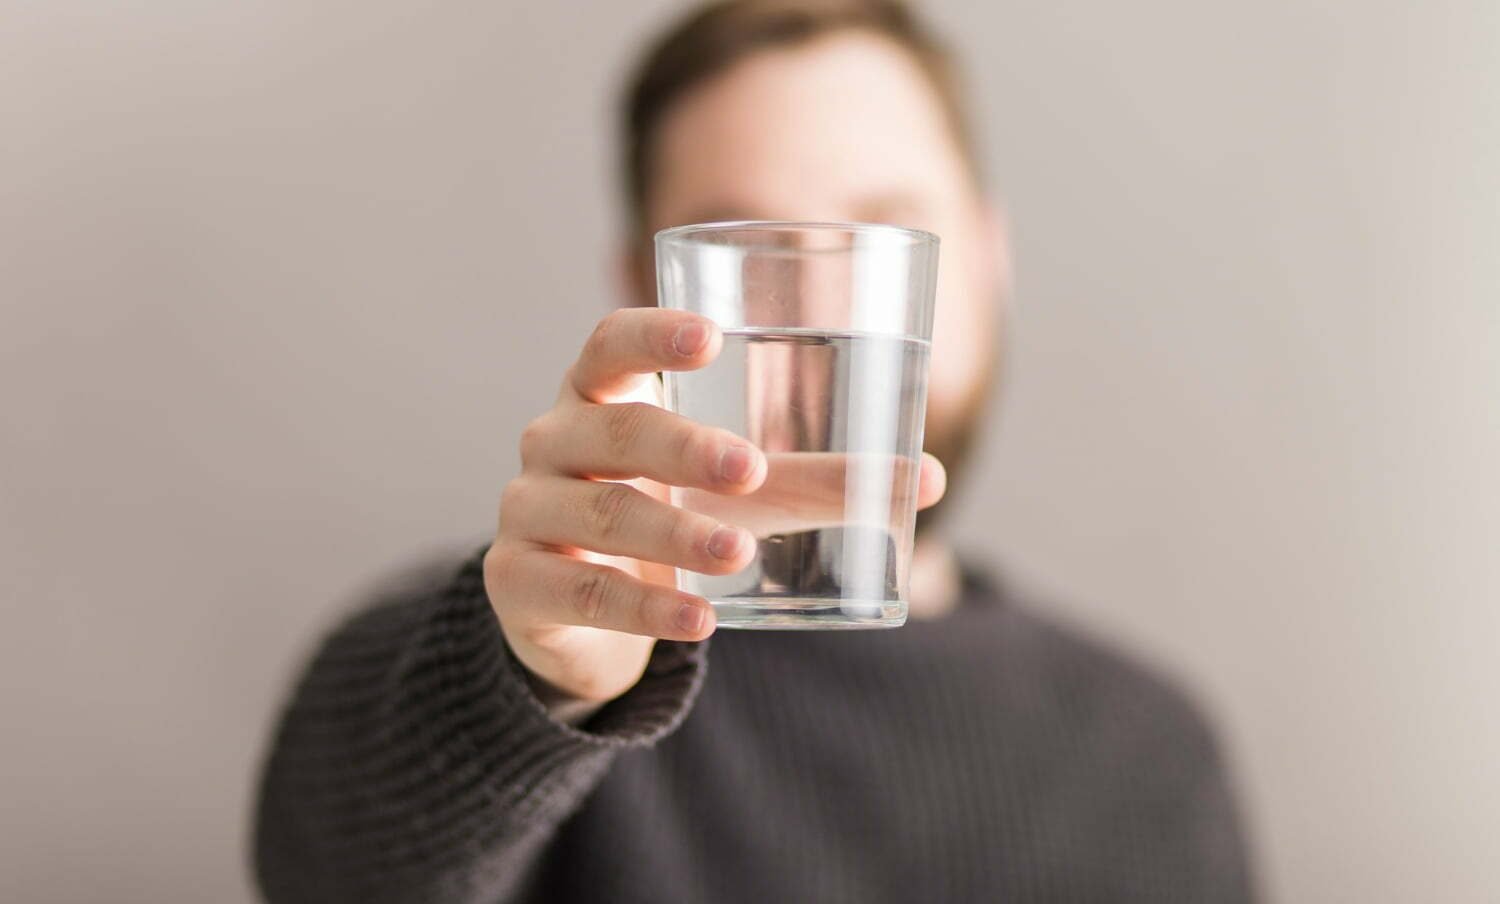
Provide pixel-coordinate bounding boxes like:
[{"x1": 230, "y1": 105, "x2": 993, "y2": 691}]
[
  {"x1": 985, "y1": 591, "x2": 1255, "y2": 895},
  {"x1": 346, "y1": 545, "x2": 479, "y2": 617},
  {"x1": 993, "y1": 593, "x2": 1228, "y2": 767}
]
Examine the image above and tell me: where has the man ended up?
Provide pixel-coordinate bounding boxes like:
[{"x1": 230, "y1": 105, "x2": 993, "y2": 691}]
[{"x1": 254, "y1": 2, "x2": 1254, "y2": 901}]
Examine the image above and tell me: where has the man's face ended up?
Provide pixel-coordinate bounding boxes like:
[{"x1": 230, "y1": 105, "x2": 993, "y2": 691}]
[{"x1": 636, "y1": 32, "x2": 1008, "y2": 498}]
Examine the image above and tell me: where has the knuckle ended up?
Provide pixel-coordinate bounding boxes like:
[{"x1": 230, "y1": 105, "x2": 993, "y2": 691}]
[
  {"x1": 483, "y1": 542, "x2": 518, "y2": 588},
  {"x1": 645, "y1": 589, "x2": 680, "y2": 636},
  {"x1": 661, "y1": 506, "x2": 696, "y2": 552},
  {"x1": 604, "y1": 402, "x2": 651, "y2": 452},
  {"x1": 588, "y1": 482, "x2": 635, "y2": 538},
  {"x1": 571, "y1": 567, "x2": 613, "y2": 623},
  {"x1": 674, "y1": 519, "x2": 710, "y2": 566},
  {"x1": 679, "y1": 426, "x2": 717, "y2": 480},
  {"x1": 583, "y1": 311, "x2": 622, "y2": 361},
  {"x1": 518, "y1": 417, "x2": 550, "y2": 469},
  {"x1": 498, "y1": 479, "x2": 530, "y2": 528}
]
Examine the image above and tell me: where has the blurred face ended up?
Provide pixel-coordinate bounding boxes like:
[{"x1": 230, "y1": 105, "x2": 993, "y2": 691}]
[{"x1": 633, "y1": 31, "x2": 1009, "y2": 509}]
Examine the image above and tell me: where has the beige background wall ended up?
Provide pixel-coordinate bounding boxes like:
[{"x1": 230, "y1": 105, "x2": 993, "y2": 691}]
[{"x1": 3, "y1": 1, "x2": 1497, "y2": 901}]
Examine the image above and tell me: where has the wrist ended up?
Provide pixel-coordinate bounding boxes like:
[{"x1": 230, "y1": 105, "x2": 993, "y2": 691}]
[{"x1": 521, "y1": 667, "x2": 608, "y2": 727}]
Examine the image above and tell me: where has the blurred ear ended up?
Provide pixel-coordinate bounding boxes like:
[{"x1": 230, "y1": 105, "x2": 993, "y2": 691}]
[
  {"x1": 613, "y1": 239, "x2": 657, "y2": 309},
  {"x1": 978, "y1": 199, "x2": 1015, "y2": 306}
]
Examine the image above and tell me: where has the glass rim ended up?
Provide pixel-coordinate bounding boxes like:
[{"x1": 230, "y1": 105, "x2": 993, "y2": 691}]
[{"x1": 655, "y1": 219, "x2": 939, "y2": 251}]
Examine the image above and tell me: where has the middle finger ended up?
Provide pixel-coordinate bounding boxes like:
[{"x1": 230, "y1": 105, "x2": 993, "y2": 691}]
[
  {"x1": 523, "y1": 401, "x2": 766, "y2": 492},
  {"x1": 502, "y1": 475, "x2": 756, "y2": 575}
]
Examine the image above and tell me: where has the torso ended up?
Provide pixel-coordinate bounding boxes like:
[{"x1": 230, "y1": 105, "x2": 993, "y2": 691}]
[{"x1": 521, "y1": 573, "x2": 1249, "y2": 903}]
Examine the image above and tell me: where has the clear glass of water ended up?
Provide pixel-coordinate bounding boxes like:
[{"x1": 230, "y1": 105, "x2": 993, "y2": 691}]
[{"x1": 656, "y1": 221, "x2": 939, "y2": 629}]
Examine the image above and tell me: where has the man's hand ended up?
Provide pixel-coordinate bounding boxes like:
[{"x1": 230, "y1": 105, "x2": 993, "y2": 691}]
[{"x1": 484, "y1": 307, "x2": 945, "y2": 707}]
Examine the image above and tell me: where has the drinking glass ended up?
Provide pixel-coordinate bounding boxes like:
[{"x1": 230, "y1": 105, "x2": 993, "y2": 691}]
[{"x1": 656, "y1": 221, "x2": 939, "y2": 628}]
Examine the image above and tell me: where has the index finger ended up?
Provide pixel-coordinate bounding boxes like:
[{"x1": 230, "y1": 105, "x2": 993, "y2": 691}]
[{"x1": 566, "y1": 308, "x2": 722, "y2": 403}]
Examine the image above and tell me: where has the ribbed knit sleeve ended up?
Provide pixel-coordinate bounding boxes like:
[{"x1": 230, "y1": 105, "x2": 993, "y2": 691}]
[{"x1": 253, "y1": 552, "x2": 707, "y2": 904}]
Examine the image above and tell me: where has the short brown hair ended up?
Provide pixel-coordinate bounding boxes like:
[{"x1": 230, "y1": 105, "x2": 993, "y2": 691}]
[{"x1": 620, "y1": 0, "x2": 978, "y2": 231}]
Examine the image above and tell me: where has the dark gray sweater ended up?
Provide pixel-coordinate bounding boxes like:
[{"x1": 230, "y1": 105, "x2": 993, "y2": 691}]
[{"x1": 254, "y1": 552, "x2": 1254, "y2": 903}]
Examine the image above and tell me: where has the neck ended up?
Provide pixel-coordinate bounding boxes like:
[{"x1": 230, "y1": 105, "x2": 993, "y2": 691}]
[{"x1": 906, "y1": 534, "x2": 962, "y2": 620}]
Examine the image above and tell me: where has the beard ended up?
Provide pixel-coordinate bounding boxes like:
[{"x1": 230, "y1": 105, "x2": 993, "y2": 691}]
[{"x1": 916, "y1": 341, "x2": 1000, "y2": 537}]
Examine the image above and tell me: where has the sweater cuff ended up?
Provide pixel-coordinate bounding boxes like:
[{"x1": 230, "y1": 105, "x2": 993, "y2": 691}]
[{"x1": 445, "y1": 551, "x2": 708, "y2": 751}]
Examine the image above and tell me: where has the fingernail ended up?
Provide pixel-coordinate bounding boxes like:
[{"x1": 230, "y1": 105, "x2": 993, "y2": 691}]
[
  {"x1": 707, "y1": 525, "x2": 745, "y2": 560},
  {"x1": 719, "y1": 443, "x2": 756, "y2": 483},
  {"x1": 673, "y1": 322, "x2": 711, "y2": 356},
  {"x1": 675, "y1": 602, "x2": 706, "y2": 634}
]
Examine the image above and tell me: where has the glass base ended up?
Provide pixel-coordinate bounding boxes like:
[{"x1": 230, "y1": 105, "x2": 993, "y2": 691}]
[{"x1": 709, "y1": 597, "x2": 906, "y2": 630}]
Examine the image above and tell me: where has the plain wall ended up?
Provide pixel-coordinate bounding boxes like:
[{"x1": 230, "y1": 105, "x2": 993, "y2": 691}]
[{"x1": 3, "y1": 2, "x2": 1497, "y2": 901}]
